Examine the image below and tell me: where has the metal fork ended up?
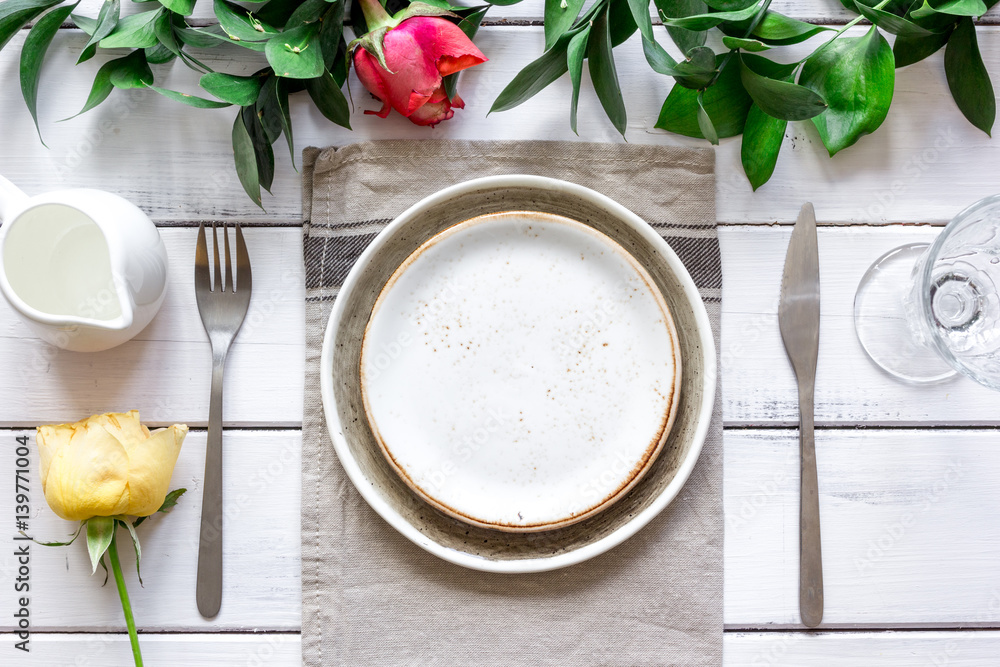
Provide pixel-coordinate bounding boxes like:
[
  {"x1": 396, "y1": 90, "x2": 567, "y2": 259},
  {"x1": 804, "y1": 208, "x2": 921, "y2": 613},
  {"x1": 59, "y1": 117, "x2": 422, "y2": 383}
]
[{"x1": 194, "y1": 223, "x2": 252, "y2": 618}]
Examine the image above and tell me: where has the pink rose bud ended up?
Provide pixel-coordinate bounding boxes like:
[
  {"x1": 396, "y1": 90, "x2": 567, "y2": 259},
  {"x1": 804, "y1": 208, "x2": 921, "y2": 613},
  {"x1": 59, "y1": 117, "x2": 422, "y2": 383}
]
[{"x1": 353, "y1": 16, "x2": 487, "y2": 126}]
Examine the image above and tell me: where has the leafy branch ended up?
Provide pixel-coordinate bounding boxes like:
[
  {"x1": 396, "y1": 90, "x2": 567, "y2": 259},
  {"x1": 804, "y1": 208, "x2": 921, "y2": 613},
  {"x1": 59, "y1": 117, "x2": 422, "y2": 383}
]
[{"x1": 493, "y1": 0, "x2": 997, "y2": 190}]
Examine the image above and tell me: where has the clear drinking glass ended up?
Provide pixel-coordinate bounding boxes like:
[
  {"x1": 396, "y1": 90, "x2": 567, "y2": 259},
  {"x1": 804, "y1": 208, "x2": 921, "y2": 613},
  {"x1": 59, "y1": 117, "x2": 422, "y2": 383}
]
[{"x1": 854, "y1": 194, "x2": 1000, "y2": 390}]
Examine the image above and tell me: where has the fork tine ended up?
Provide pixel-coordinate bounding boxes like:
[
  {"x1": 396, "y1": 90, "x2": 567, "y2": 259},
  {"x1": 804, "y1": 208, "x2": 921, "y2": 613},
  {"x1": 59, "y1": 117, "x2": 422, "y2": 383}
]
[
  {"x1": 195, "y1": 223, "x2": 210, "y2": 287},
  {"x1": 223, "y1": 223, "x2": 233, "y2": 293},
  {"x1": 212, "y1": 222, "x2": 222, "y2": 293},
  {"x1": 235, "y1": 224, "x2": 252, "y2": 294}
]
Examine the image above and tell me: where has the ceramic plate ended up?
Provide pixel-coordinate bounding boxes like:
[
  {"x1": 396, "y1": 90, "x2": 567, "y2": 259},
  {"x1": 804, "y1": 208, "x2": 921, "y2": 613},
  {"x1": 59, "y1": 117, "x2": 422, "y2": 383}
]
[
  {"x1": 321, "y1": 175, "x2": 716, "y2": 573},
  {"x1": 360, "y1": 211, "x2": 681, "y2": 532}
]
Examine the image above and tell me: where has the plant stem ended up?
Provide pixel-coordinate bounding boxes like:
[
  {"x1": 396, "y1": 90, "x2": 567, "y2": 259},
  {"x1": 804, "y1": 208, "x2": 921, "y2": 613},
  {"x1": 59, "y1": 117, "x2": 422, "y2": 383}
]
[
  {"x1": 802, "y1": 0, "x2": 894, "y2": 62},
  {"x1": 708, "y1": 0, "x2": 774, "y2": 88},
  {"x1": 108, "y1": 530, "x2": 143, "y2": 667}
]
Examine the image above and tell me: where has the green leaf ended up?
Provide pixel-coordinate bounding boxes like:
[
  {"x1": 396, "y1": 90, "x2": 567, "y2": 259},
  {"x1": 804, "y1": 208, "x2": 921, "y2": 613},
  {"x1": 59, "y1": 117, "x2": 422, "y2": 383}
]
[
  {"x1": 177, "y1": 24, "x2": 225, "y2": 48},
  {"x1": 491, "y1": 30, "x2": 575, "y2": 113},
  {"x1": 284, "y1": 0, "x2": 329, "y2": 29},
  {"x1": 20, "y1": 3, "x2": 77, "y2": 145},
  {"x1": 854, "y1": 1, "x2": 935, "y2": 35},
  {"x1": 800, "y1": 25, "x2": 895, "y2": 156},
  {"x1": 304, "y1": 69, "x2": 351, "y2": 128},
  {"x1": 108, "y1": 49, "x2": 154, "y2": 88},
  {"x1": 626, "y1": 0, "x2": 655, "y2": 41},
  {"x1": 100, "y1": 8, "x2": 162, "y2": 48},
  {"x1": 945, "y1": 16, "x2": 995, "y2": 135},
  {"x1": 642, "y1": 34, "x2": 678, "y2": 74},
  {"x1": 893, "y1": 29, "x2": 951, "y2": 67},
  {"x1": 232, "y1": 110, "x2": 262, "y2": 207},
  {"x1": 696, "y1": 91, "x2": 719, "y2": 144},
  {"x1": 158, "y1": 487, "x2": 186, "y2": 513},
  {"x1": 148, "y1": 85, "x2": 233, "y2": 107},
  {"x1": 654, "y1": 0, "x2": 707, "y2": 53},
  {"x1": 255, "y1": 74, "x2": 282, "y2": 143},
  {"x1": 722, "y1": 36, "x2": 771, "y2": 50},
  {"x1": 662, "y1": 1, "x2": 761, "y2": 30},
  {"x1": 318, "y1": 0, "x2": 346, "y2": 71},
  {"x1": 159, "y1": 0, "x2": 195, "y2": 15},
  {"x1": 670, "y1": 45, "x2": 717, "y2": 89},
  {"x1": 72, "y1": 12, "x2": 96, "y2": 33},
  {"x1": 86, "y1": 517, "x2": 115, "y2": 575},
  {"x1": 201, "y1": 72, "x2": 262, "y2": 105},
  {"x1": 739, "y1": 55, "x2": 826, "y2": 120},
  {"x1": 910, "y1": 0, "x2": 987, "y2": 19},
  {"x1": 544, "y1": 0, "x2": 586, "y2": 49},
  {"x1": 487, "y1": 0, "x2": 522, "y2": 4},
  {"x1": 214, "y1": 0, "x2": 278, "y2": 41},
  {"x1": 587, "y1": 5, "x2": 627, "y2": 136},
  {"x1": 30, "y1": 521, "x2": 85, "y2": 547},
  {"x1": 275, "y1": 79, "x2": 296, "y2": 166},
  {"x1": 0, "y1": 0, "x2": 64, "y2": 52},
  {"x1": 567, "y1": 22, "x2": 590, "y2": 134},
  {"x1": 741, "y1": 102, "x2": 786, "y2": 190},
  {"x1": 78, "y1": 0, "x2": 119, "y2": 64},
  {"x1": 655, "y1": 53, "x2": 752, "y2": 138},
  {"x1": 608, "y1": 0, "x2": 638, "y2": 45},
  {"x1": 243, "y1": 105, "x2": 274, "y2": 193},
  {"x1": 266, "y1": 24, "x2": 323, "y2": 78},
  {"x1": 190, "y1": 26, "x2": 269, "y2": 50},
  {"x1": 144, "y1": 41, "x2": 175, "y2": 64},
  {"x1": 722, "y1": 10, "x2": 833, "y2": 45},
  {"x1": 703, "y1": 0, "x2": 757, "y2": 9}
]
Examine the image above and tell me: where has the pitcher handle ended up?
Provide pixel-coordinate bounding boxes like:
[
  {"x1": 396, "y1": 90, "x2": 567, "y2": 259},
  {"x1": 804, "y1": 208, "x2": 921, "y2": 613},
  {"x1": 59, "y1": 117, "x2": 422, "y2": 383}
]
[{"x1": 0, "y1": 175, "x2": 29, "y2": 223}]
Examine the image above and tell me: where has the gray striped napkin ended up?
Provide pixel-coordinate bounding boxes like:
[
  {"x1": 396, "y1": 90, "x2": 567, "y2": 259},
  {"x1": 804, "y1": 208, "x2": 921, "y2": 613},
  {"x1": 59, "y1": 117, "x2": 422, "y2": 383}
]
[{"x1": 301, "y1": 140, "x2": 722, "y2": 666}]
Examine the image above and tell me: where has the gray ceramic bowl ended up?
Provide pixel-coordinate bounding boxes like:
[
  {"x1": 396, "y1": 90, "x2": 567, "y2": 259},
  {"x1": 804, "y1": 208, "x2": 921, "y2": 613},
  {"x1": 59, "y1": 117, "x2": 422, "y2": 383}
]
[{"x1": 320, "y1": 175, "x2": 716, "y2": 573}]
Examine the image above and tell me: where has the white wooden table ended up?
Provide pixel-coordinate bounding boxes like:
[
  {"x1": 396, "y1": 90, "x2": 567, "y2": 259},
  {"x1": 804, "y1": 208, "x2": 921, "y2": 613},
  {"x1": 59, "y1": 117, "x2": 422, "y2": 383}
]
[{"x1": 3, "y1": 1, "x2": 1000, "y2": 663}]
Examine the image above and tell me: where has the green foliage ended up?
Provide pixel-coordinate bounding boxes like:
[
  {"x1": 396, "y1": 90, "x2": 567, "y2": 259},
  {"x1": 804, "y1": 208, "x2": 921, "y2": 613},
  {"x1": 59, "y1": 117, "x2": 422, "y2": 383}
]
[
  {"x1": 0, "y1": 0, "x2": 995, "y2": 200},
  {"x1": 491, "y1": 0, "x2": 995, "y2": 191}
]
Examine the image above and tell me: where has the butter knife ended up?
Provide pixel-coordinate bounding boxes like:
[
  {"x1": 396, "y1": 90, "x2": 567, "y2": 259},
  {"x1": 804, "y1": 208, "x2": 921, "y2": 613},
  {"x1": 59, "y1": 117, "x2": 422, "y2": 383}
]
[{"x1": 778, "y1": 202, "x2": 823, "y2": 628}]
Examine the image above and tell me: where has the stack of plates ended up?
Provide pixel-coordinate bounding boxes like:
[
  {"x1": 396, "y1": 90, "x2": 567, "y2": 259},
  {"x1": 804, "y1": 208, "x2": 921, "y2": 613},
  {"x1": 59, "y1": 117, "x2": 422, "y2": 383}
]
[{"x1": 321, "y1": 176, "x2": 715, "y2": 573}]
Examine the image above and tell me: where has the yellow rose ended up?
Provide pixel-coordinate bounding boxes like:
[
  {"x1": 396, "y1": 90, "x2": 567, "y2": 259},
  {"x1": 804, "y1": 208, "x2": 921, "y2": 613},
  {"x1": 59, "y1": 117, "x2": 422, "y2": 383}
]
[{"x1": 36, "y1": 411, "x2": 187, "y2": 521}]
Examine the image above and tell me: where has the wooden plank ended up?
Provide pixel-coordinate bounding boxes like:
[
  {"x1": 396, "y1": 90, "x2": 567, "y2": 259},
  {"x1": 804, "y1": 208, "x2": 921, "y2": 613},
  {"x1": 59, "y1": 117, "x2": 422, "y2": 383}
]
[
  {"x1": 720, "y1": 226, "x2": 1000, "y2": 425},
  {"x1": 725, "y1": 631, "x2": 1000, "y2": 665},
  {"x1": 4, "y1": 225, "x2": 1000, "y2": 428},
  {"x1": 0, "y1": 633, "x2": 301, "y2": 665},
  {"x1": 60, "y1": 0, "x2": 1000, "y2": 24},
  {"x1": 0, "y1": 227, "x2": 304, "y2": 427},
  {"x1": 1, "y1": 27, "x2": 1000, "y2": 224},
  {"x1": 63, "y1": 0, "x2": 880, "y2": 25},
  {"x1": 5, "y1": 427, "x2": 1000, "y2": 631},
  {"x1": 4, "y1": 628, "x2": 1000, "y2": 665},
  {"x1": 0, "y1": 430, "x2": 301, "y2": 632},
  {"x1": 725, "y1": 429, "x2": 1000, "y2": 627}
]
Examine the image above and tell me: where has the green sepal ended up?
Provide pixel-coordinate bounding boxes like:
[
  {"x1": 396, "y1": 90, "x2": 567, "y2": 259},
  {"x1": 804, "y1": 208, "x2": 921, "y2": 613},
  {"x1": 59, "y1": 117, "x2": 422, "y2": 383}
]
[
  {"x1": 348, "y1": 25, "x2": 392, "y2": 72},
  {"x1": 86, "y1": 516, "x2": 115, "y2": 575},
  {"x1": 114, "y1": 517, "x2": 143, "y2": 586},
  {"x1": 28, "y1": 521, "x2": 85, "y2": 547},
  {"x1": 133, "y1": 488, "x2": 187, "y2": 527}
]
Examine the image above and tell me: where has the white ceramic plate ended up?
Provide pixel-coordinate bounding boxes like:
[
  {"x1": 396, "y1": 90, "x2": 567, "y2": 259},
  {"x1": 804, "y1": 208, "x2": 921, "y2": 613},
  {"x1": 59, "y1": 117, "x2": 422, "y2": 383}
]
[
  {"x1": 320, "y1": 175, "x2": 716, "y2": 573},
  {"x1": 360, "y1": 211, "x2": 681, "y2": 532}
]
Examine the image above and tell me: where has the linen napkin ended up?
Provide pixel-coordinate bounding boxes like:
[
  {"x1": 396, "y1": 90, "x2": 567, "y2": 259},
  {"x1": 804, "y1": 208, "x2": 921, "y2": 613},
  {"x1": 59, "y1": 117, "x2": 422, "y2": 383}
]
[{"x1": 301, "y1": 140, "x2": 722, "y2": 666}]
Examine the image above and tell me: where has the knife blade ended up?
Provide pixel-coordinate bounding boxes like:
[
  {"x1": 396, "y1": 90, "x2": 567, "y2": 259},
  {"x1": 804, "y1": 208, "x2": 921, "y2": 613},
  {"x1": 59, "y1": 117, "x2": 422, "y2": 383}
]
[{"x1": 778, "y1": 202, "x2": 823, "y2": 628}]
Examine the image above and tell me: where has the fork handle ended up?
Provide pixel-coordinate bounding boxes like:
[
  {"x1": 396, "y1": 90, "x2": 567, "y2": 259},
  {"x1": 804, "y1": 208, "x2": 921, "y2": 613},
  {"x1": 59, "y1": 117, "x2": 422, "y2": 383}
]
[
  {"x1": 798, "y1": 381, "x2": 824, "y2": 628},
  {"x1": 197, "y1": 350, "x2": 227, "y2": 618}
]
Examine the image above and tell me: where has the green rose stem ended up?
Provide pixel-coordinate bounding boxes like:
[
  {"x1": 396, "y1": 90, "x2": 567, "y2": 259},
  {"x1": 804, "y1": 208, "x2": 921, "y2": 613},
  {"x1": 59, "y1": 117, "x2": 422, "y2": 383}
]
[
  {"x1": 358, "y1": 0, "x2": 394, "y2": 31},
  {"x1": 108, "y1": 529, "x2": 143, "y2": 667}
]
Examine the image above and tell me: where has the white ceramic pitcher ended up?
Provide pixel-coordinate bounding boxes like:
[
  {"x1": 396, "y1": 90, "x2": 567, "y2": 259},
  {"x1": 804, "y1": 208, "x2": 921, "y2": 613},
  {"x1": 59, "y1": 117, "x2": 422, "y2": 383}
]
[{"x1": 0, "y1": 175, "x2": 169, "y2": 352}]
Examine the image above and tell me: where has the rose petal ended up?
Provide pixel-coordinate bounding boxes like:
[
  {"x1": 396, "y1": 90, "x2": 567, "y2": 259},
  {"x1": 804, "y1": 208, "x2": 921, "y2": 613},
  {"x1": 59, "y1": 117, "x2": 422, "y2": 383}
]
[
  {"x1": 125, "y1": 424, "x2": 188, "y2": 516},
  {"x1": 353, "y1": 49, "x2": 393, "y2": 119},
  {"x1": 44, "y1": 422, "x2": 130, "y2": 521}
]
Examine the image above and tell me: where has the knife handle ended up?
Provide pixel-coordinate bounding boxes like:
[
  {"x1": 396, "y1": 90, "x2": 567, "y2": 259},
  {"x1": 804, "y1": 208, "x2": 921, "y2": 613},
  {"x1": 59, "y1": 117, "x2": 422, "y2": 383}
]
[{"x1": 798, "y1": 382, "x2": 824, "y2": 628}]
